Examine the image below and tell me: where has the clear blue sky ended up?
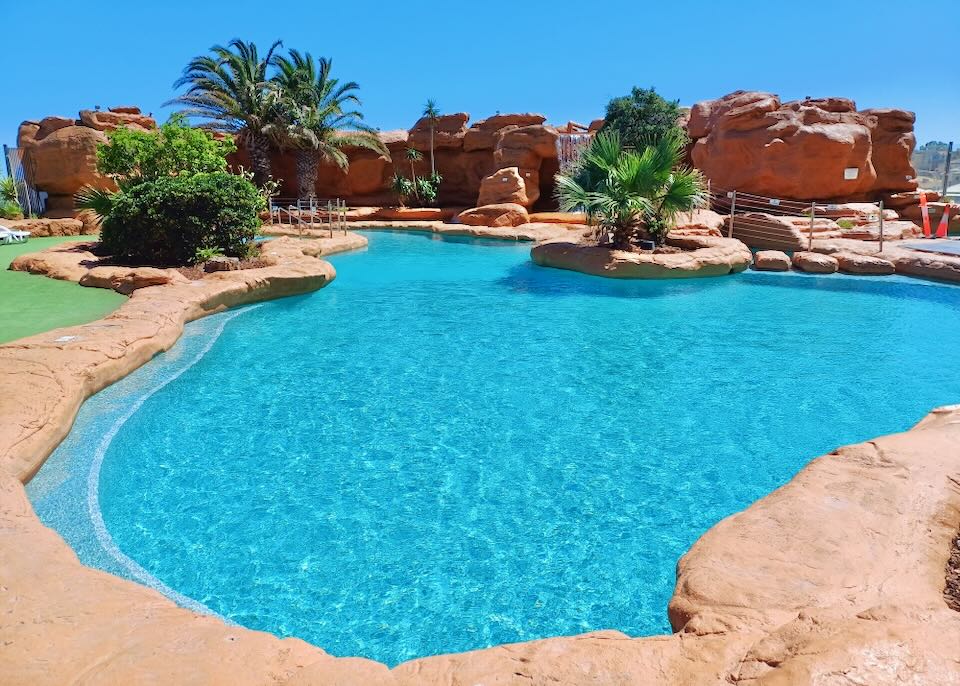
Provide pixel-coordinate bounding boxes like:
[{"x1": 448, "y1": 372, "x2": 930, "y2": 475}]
[{"x1": 6, "y1": 0, "x2": 958, "y2": 147}]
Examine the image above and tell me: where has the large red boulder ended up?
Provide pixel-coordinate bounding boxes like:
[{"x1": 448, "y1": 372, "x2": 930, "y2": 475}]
[
  {"x1": 407, "y1": 112, "x2": 468, "y2": 151},
  {"x1": 79, "y1": 107, "x2": 156, "y2": 132},
  {"x1": 463, "y1": 113, "x2": 546, "y2": 152},
  {"x1": 19, "y1": 124, "x2": 112, "y2": 196},
  {"x1": 18, "y1": 107, "x2": 158, "y2": 215},
  {"x1": 456, "y1": 203, "x2": 529, "y2": 227},
  {"x1": 863, "y1": 108, "x2": 918, "y2": 194},
  {"x1": 688, "y1": 91, "x2": 917, "y2": 201},
  {"x1": 478, "y1": 167, "x2": 529, "y2": 207}
]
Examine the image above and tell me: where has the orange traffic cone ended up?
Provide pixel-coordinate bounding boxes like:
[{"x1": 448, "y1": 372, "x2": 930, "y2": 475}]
[
  {"x1": 935, "y1": 205, "x2": 951, "y2": 239},
  {"x1": 920, "y1": 191, "x2": 932, "y2": 237}
]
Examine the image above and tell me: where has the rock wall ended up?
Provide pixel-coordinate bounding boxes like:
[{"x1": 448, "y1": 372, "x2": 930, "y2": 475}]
[
  {"x1": 17, "y1": 92, "x2": 923, "y2": 214},
  {"x1": 17, "y1": 107, "x2": 157, "y2": 218},
  {"x1": 688, "y1": 91, "x2": 917, "y2": 201},
  {"x1": 228, "y1": 112, "x2": 562, "y2": 208}
]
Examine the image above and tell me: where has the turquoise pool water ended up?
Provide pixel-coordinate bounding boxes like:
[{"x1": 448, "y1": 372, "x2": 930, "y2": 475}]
[{"x1": 28, "y1": 231, "x2": 960, "y2": 666}]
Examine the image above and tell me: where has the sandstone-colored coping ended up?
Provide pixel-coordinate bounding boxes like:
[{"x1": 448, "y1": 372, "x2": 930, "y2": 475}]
[
  {"x1": 0, "y1": 234, "x2": 365, "y2": 483},
  {"x1": 531, "y1": 235, "x2": 752, "y2": 279},
  {"x1": 262, "y1": 220, "x2": 585, "y2": 243},
  {"x1": 2, "y1": 232, "x2": 960, "y2": 684},
  {"x1": 812, "y1": 237, "x2": 960, "y2": 283}
]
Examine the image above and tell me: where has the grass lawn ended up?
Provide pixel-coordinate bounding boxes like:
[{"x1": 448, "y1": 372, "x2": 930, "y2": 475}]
[{"x1": 0, "y1": 235, "x2": 126, "y2": 345}]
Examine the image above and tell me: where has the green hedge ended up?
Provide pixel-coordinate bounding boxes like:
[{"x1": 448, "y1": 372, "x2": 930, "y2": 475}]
[{"x1": 100, "y1": 172, "x2": 264, "y2": 266}]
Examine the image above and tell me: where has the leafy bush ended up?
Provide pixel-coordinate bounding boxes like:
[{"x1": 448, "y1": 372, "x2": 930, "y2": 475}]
[
  {"x1": 1, "y1": 176, "x2": 19, "y2": 203},
  {"x1": 415, "y1": 173, "x2": 441, "y2": 207},
  {"x1": 391, "y1": 174, "x2": 415, "y2": 206},
  {"x1": 96, "y1": 114, "x2": 235, "y2": 184},
  {"x1": 0, "y1": 177, "x2": 22, "y2": 218},
  {"x1": 601, "y1": 87, "x2": 686, "y2": 150},
  {"x1": 0, "y1": 199, "x2": 23, "y2": 220},
  {"x1": 100, "y1": 172, "x2": 264, "y2": 265}
]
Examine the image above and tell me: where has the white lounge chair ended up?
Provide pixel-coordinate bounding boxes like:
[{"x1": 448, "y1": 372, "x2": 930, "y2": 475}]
[{"x1": 0, "y1": 226, "x2": 31, "y2": 245}]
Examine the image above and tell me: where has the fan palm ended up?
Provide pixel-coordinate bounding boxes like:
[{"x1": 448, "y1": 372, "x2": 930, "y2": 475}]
[
  {"x1": 167, "y1": 39, "x2": 284, "y2": 186},
  {"x1": 422, "y1": 99, "x2": 440, "y2": 176},
  {"x1": 555, "y1": 130, "x2": 703, "y2": 249},
  {"x1": 272, "y1": 51, "x2": 386, "y2": 199}
]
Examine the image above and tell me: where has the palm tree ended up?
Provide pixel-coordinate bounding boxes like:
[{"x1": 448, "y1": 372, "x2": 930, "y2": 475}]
[
  {"x1": 422, "y1": 99, "x2": 440, "y2": 176},
  {"x1": 167, "y1": 39, "x2": 284, "y2": 186},
  {"x1": 272, "y1": 50, "x2": 386, "y2": 199},
  {"x1": 404, "y1": 147, "x2": 424, "y2": 203},
  {"x1": 555, "y1": 130, "x2": 703, "y2": 249}
]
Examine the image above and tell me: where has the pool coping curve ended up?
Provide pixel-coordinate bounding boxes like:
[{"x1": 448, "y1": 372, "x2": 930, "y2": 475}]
[{"x1": 1, "y1": 231, "x2": 959, "y2": 684}]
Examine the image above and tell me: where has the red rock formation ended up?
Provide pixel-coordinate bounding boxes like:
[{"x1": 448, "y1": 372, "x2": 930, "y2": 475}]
[
  {"x1": 477, "y1": 167, "x2": 529, "y2": 207},
  {"x1": 456, "y1": 203, "x2": 529, "y2": 227},
  {"x1": 19, "y1": 123, "x2": 112, "y2": 197},
  {"x1": 79, "y1": 107, "x2": 156, "y2": 132},
  {"x1": 688, "y1": 91, "x2": 918, "y2": 201},
  {"x1": 17, "y1": 108, "x2": 158, "y2": 216}
]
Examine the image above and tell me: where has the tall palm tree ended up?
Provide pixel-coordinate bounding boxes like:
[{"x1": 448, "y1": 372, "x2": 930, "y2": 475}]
[
  {"x1": 422, "y1": 99, "x2": 440, "y2": 176},
  {"x1": 555, "y1": 130, "x2": 703, "y2": 249},
  {"x1": 272, "y1": 50, "x2": 386, "y2": 199},
  {"x1": 404, "y1": 147, "x2": 423, "y2": 203},
  {"x1": 167, "y1": 39, "x2": 284, "y2": 186}
]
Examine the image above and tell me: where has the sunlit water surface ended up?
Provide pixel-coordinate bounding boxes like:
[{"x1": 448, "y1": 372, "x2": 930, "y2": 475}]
[{"x1": 28, "y1": 230, "x2": 960, "y2": 665}]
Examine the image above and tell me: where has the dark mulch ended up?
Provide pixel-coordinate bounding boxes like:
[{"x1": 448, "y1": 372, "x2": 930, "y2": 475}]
[{"x1": 946, "y1": 529, "x2": 960, "y2": 612}]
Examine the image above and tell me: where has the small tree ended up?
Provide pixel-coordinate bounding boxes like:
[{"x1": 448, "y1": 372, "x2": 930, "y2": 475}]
[
  {"x1": 77, "y1": 116, "x2": 236, "y2": 222},
  {"x1": 555, "y1": 130, "x2": 703, "y2": 249},
  {"x1": 601, "y1": 87, "x2": 685, "y2": 150},
  {"x1": 96, "y1": 114, "x2": 235, "y2": 183},
  {"x1": 422, "y1": 99, "x2": 440, "y2": 176}
]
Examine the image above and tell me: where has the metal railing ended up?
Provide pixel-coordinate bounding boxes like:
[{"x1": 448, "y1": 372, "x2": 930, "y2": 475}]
[
  {"x1": 3, "y1": 145, "x2": 45, "y2": 217},
  {"x1": 706, "y1": 183, "x2": 889, "y2": 252},
  {"x1": 267, "y1": 197, "x2": 349, "y2": 238}
]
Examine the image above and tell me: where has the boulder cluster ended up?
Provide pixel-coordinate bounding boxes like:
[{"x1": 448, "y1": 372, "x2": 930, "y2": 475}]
[
  {"x1": 228, "y1": 112, "x2": 561, "y2": 209},
  {"x1": 688, "y1": 91, "x2": 917, "y2": 201},
  {"x1": 16, "y1": 91, "x2": 934, "y2": 223},
  {"x1": 17, "y1": 107, "x2": 156, "y2": 219}
]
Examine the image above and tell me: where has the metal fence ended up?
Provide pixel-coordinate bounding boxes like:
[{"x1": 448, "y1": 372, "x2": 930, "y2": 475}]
[
  {"x1": 705, "y1": 183, "x2": 891, "y2": 252},
  {"x1": 267, "y1": 197, "x2": 348, "y2": 237},
  {"x1": 3, "y1": 145, "x2": 45, "y2": 216}
]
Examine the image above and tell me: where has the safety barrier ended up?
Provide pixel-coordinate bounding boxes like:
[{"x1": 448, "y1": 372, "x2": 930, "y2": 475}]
[
  {"x1": 705, "y1": 183, "x2": 888, "y2": 251},
  {"x1": 268, "y1": 197, "x2": 348, "y2": 238}
]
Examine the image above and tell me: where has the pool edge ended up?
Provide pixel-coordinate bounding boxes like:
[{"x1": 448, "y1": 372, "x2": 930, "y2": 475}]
[{"x1": 1, "y1": 231, "x2": 959, "y2": 684}]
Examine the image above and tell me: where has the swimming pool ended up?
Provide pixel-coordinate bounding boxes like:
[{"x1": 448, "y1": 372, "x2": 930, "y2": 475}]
[{"x1": 27, "y1": 230, "x2": 960, "y2": 666}]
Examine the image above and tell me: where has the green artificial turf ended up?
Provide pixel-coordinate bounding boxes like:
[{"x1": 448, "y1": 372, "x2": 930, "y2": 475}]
[{"x1": 0, "y1": 236, "x2": 126, "y2": 344}]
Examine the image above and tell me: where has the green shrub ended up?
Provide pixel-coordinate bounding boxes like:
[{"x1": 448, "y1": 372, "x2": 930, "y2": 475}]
[
  {"x1": 601, "y1": 87, "x2": 686, "y2": 150},
  {"x1": 96, "y1": 114, "x2": 235, "y2": 184},
  {"x1": 415, "y1": 174, "x2": 439, "y2": 206},
  {"x1": 100, "y1": 172, "x2": 264, "y2": 265},
  {"x1": 1, "y1": 199, "x2": 23, "y2": 220},
  {"x1": 1, "y1": 176, "x2": 19, "y2": 203},
  {"x1": 391, "y1": 174, "x2": 415, "y2": 206}
]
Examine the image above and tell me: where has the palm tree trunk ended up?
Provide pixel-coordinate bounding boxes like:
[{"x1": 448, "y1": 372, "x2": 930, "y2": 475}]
[
  {"x1": 247, "y1": 133, "x2": 273, "y2": 187},
  {"x1": 410, "y1": 161, "x2": 419, "y2": 204},
  {"x1": 429, "y1": 126, "x2": 435, "y2": 176},
  {"x1": 296, "y1": 149, "x2": 318, "y2": 199}
]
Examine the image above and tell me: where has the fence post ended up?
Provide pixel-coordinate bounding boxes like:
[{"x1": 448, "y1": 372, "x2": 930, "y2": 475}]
[
  {"x1": 728, "y1": 190, "x2": 737, "y2": 238},
  {"x1": 878, "y1": 200, "x2": 885, "y2": 253},
  {"x1": 943, "y1": 142, "x2": 954, "y2": 200},
  {"x1": 808, "y1": 201, "x2": 816, "y2": 251}
]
